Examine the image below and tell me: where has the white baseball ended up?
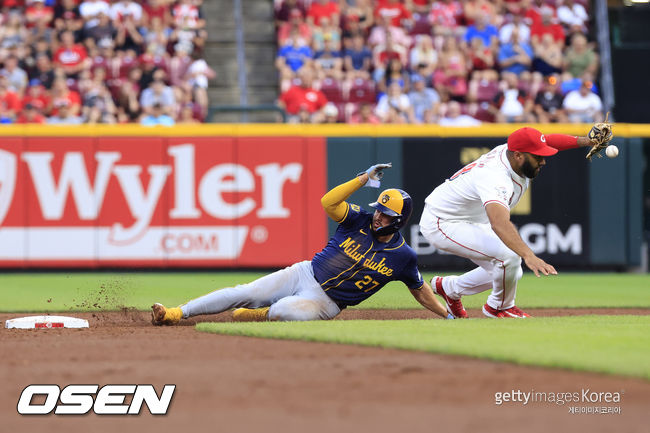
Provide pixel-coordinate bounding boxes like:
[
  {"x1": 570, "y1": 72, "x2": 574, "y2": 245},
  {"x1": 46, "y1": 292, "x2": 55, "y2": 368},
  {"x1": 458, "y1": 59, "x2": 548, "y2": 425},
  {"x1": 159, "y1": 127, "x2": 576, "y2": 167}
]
[{"x1": 606, "y1": 145, "x2": 619, "y2": 158}]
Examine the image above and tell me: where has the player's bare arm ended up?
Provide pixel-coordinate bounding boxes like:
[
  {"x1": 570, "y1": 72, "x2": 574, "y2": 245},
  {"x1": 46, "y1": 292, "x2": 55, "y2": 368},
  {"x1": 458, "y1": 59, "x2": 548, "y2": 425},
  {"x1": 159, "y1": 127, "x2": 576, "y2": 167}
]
[
  {"x1": 409, "y1": 280, "x2": 450, "y2": 318},
  {"x1": 485, "y1": 203, "x2": 557, "y2": 277}
]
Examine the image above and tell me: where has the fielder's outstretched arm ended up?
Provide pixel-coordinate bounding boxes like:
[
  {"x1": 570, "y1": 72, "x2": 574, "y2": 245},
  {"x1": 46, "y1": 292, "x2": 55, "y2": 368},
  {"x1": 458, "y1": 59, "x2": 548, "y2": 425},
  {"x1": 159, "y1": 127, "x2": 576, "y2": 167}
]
[
  {"x1": 545, "y1": 134, "x2": 593, "y2": 151},
  {"x1": 320, "y1": 173, "x2": 368, "y2": 222},
  {"x1": 410, "y1": 280, "x2": 449, "y2": 318}
]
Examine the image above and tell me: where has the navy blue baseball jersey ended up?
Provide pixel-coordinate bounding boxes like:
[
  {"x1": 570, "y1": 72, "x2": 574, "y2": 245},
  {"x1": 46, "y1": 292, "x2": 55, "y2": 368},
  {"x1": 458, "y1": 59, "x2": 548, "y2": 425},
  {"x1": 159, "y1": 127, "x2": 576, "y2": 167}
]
[{"x1": 311, "y1": 203, "x2": 424, "y2": 307}]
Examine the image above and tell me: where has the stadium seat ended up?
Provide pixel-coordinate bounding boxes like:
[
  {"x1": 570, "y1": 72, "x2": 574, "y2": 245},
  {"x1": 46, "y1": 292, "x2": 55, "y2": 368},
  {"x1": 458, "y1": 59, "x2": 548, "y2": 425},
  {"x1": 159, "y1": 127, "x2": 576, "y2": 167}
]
[
  {"x1": 348, "y1": 78, "x2": 376, "y2": 103},
  {"x1": 319, "y1": 78, "x2": 345, "y2": 103},
  {"x1": 476, "y1": 80, "x2": 499, "y2": 103},
  {"x1": 409, "y1": 15, "x2": 432, "y2": 36}
]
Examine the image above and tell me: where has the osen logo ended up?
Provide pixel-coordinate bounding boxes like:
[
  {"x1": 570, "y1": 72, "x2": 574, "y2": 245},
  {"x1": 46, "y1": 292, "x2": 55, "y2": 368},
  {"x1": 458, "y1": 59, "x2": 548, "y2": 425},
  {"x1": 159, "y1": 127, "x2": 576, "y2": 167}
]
[{"x1": 17, "y1": 384, "x2": 176, "y2": 415}]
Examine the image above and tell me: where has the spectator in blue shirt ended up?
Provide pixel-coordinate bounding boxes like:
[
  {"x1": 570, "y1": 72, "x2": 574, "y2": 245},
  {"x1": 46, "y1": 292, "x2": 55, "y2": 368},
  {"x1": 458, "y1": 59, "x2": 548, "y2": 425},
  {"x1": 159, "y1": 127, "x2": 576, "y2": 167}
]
[
  {"x1": 497, "y1": 28, "x2": 533, "y2": 76},
  {"x1": 314, "y1": 36, "x2": 343, "y2": 81},
  {"x1": 561, "y1": 71, "x2": 599, "y2": 95},
  {"x1": 343, "y1": 34, "x2": 372, "y2": 81},
  {"x1": 276, "y1": 36, "x2": 314, "y2": 84},
  {"x1": 464, "y1": 13, "x2": 498, "y2": 49},
  {"x1": 408, "y1": 74, "x2": 440, "y2": 123}
]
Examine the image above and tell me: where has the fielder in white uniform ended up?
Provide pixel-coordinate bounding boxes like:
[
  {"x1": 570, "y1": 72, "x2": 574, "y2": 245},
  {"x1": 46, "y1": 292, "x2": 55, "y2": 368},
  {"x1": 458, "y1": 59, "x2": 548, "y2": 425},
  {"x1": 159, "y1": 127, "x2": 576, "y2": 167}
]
[{"x1": 419, "y1": 127, "x2": 600, "y2": 318}]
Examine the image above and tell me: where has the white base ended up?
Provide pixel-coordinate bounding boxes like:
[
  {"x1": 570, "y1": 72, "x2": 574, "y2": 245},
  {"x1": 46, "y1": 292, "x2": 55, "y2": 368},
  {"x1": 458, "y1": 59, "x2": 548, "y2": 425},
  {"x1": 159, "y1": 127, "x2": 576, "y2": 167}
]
[{"x1": 5, "y1": 315, "x2": 89, "y2": 329}]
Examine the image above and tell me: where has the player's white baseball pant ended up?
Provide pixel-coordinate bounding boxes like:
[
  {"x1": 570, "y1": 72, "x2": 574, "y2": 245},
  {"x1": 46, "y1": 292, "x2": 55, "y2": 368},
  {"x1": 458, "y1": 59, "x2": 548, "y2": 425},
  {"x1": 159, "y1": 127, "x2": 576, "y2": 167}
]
[
  {"x1": 180, "y1": 261, "x2": 341, "y2": 321},
  {"x1": 419, "y1": 208, "x2": 523, "y2": 310}
]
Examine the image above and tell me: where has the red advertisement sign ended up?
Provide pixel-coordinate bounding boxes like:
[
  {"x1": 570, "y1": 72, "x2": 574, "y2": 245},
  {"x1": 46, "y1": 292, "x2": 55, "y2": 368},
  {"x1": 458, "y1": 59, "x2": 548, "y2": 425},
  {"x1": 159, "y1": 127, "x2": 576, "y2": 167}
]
[{"x1": 0, "y1": 136, "x2": 327, "y2": 268}]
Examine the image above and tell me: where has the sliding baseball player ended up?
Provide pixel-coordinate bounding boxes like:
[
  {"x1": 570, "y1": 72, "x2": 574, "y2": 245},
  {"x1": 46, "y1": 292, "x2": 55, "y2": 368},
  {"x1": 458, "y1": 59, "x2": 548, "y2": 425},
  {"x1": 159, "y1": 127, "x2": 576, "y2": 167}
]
[{"x1": 152, "y1": 164, "x2": 450, "y2": 324}]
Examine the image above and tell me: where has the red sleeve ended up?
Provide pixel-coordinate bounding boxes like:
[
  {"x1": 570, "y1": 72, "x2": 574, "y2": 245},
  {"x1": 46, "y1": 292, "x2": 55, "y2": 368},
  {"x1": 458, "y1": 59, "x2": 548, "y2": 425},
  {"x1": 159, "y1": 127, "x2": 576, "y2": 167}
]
[
  {"x1": 68, "y1": 91, "x2": 82, "y2": 106},
  {"x1": 401, "y1": 5, "x2": 412, "y2": 19},
  {"x1": 9, "y1": 93, "x2": 22, "y2": 111},
  {"x1": 553, "y1": 25, "x2": 565, "y2": 43},
  {"x1": 77, "y1": 46, "x2": 88, "y2": 60},
  {"x1": 53, "y1": 48, "x2": 62, "y2": 64},
  {"x1": 546, "y1": 134, "x2": 578, "y2": 151}
]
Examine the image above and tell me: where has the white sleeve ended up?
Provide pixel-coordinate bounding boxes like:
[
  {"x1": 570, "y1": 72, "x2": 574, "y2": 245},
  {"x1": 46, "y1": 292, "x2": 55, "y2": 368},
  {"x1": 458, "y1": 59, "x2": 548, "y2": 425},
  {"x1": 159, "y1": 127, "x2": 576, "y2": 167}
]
[
  {"x1": 375, "y1": 96, "x2": 389, "y2": 117},
  {"x1": 562, "y1": 92, "x2": 575, "y2": 109},
  {"x1": 592, "y1": 94, "x2": 603, "y2": 111},
  {"x1": 474, "y1": 170, "x2": 513, "y2": 210}
]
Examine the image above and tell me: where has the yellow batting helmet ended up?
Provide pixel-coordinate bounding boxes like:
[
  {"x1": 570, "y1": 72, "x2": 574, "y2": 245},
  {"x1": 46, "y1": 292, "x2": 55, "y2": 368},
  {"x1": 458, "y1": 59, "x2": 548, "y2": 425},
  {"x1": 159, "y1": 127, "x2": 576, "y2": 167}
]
[{"x1": 369, "y1": 188, "x2": 413, "y2": 236}]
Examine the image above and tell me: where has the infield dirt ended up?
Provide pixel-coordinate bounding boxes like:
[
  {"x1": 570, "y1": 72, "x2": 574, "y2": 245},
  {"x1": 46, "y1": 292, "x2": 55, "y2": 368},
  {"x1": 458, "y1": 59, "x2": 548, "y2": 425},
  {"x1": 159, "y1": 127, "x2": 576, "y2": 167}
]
[{"x1": 2, "y1": 309, "x2": 649, "y2": 433}]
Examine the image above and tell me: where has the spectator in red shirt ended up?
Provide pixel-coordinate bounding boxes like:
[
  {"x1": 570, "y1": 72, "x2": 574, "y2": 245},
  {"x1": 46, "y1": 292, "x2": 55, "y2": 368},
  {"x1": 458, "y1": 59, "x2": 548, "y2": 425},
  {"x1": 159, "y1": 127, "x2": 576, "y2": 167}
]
[
  {"x1": 143, "y1": 0, "x2": 172, "y2": 28},
  {"x1": 278, "y1": 9, "x2": 312, "y2": 48},
  {"x1": 429, "y1": 0, "x2": 464, "y2": 38},
  {"x1": 523, "y1": 0, "x2": 557, "y2": 27},
  {"x1": 53, "y1": 30, "x2": 90, "y2": 78},
  {"x1": 348, "y1": 102, "x2": 381, "y2": 124},
  {"x1": 531, "y1": 9, "x2": 565, "y2": 48},
  {"x1": 16, "y1": 103, "x2": 46, "y2": 124},
  {"x1": 307, "y1": 0, "x2": 340, "y2": 28},
  {"x1": 22, "y1": 81, "x2": 51, "y2": 113},
  {"x1": 277, "y1": 68, "x2": 328, "y2": 123},
  {"x1": 25, "y1": 0, "x2": 54, "y2": 28},
  {"x1": 374, "y1": 0, "x2": 412, "y2": 28},
  {"x1": 48, "y1": 77, "x2": 82, "y2": 117}
]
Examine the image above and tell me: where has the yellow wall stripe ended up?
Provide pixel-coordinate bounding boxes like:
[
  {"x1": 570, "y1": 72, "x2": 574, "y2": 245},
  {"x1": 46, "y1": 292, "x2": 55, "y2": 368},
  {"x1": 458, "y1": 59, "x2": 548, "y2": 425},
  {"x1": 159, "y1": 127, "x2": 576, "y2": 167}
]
[{"x1": 0, "y1": 123, "x2": 649, "y2": 137}]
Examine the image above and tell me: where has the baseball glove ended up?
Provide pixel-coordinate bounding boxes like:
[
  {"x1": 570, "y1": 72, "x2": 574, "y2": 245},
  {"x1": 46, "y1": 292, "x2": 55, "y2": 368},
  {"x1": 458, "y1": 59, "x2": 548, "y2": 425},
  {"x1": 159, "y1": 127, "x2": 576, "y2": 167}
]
[{"x1": 585, "y1": 113, "x2": 613, "y2": 160}]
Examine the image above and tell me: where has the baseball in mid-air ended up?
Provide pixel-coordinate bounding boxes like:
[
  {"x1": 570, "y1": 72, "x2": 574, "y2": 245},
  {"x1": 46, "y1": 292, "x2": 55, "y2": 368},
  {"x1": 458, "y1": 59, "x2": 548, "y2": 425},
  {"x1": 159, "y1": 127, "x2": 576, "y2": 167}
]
[{"x1": 606, "y1": 145, "x2": 619, "y2": 158}]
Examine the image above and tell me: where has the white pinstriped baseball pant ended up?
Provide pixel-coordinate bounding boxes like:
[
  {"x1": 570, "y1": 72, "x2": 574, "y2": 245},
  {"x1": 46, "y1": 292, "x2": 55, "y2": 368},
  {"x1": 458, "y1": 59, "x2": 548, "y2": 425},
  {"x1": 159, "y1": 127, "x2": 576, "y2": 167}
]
[{"x1": 419, "y1": 206, "x2": 523, "y2": 310}]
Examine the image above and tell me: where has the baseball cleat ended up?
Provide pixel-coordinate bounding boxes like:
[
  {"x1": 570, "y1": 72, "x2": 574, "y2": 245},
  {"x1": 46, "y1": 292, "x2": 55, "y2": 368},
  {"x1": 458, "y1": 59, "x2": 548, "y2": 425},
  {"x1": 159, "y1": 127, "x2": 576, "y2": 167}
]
[
  {"x1": 151, "y1": 303, "x2": 183, "y2": 326},
  {"x1": 232, "y1": 307, "x2": 270, "y2": 322},
  {"x1": 482, "y1": 303, "x2": 509, "y2": 318},
  {"x1": 482, "y1": 303, "x2": 530, "y2": 318},
  {"x1": 502, "y1": 305, "x2": 531, "y2": 318},
  {"x1": 432, "y1": 276, "x2": 468, "y2": 318}
]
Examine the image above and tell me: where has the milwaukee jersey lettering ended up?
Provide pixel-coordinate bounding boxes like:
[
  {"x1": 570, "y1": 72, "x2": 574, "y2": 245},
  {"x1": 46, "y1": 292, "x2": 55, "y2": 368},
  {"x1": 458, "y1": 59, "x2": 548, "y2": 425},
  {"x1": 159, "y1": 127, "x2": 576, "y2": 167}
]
[{"x1": 311, "y1": 204, "x2": 423, "y2": 306}]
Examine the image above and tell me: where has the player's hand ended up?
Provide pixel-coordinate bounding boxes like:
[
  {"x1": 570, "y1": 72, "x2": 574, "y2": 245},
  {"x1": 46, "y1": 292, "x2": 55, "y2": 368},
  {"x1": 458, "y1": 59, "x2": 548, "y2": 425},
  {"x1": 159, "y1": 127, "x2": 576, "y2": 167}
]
[
  {"x1": 524, "y1": 255, "x2": 558, "y2": 277},
  {"x1": 362, "y1": 163, "x2": 392, "y2": 188},
  {"x1": 365, "y1": 163, "x2": 392, "y2": 180}
]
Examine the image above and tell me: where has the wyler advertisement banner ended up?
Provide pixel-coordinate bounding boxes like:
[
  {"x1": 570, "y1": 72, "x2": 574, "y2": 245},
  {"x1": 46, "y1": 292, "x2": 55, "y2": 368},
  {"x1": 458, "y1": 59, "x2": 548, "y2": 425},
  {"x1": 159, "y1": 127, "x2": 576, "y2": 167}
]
[
  {"x1": 0, "y1": 136, "x2": 327, "y2": 268},
  {"x1": 403, "y1": 137, "x2": 590, "y2": 268}
]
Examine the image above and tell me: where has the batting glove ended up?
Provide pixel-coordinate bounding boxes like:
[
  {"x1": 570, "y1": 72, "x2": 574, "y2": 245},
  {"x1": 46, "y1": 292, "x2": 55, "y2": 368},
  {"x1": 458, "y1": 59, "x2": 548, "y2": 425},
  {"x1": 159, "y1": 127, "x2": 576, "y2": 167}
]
[{"x1": 362, "y1": 162, "x2": 392, "y2": 188}]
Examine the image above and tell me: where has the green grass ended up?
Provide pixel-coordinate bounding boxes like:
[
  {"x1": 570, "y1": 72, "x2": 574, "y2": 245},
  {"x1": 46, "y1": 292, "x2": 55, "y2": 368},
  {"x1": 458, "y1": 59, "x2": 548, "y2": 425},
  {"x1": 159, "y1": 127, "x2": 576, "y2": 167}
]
[
  {"x1": 197, "y1": 315, "x2": 650, "y2": 380},
  {"x1": 0, "y1": 272, "x2": 267, "y2": 312},
  {"x1": 0, "y1": 272, "x2": 648, "y2": 312},
  {"x1": 362, "y1": 273, "x2": 650, "y2": 309}
]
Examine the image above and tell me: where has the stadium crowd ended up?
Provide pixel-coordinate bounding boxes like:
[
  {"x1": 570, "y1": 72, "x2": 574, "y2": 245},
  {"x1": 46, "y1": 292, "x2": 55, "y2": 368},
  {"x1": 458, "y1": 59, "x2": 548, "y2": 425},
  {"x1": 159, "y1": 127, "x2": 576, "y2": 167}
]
[
  {"x1": 274, "y1": 0, "x2": 605, "y2": 125},
  {"x1": 0, "y1": 0, "x2": 214, "y2": 125}
]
